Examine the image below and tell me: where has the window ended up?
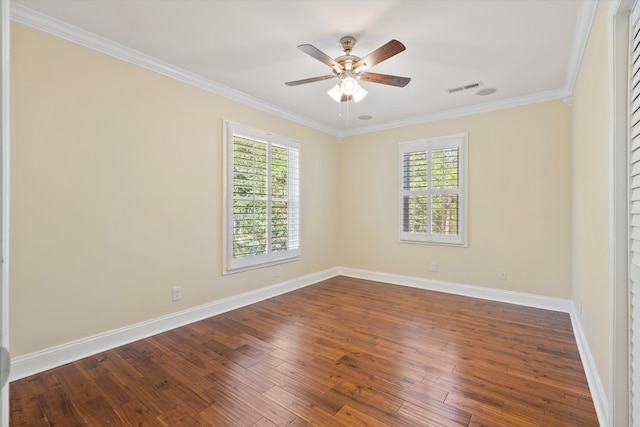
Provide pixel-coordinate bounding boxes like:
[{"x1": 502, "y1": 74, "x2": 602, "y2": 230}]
[
  {"x1": 399, "y1": 134, "x2": 467, "y2": 246},
  {"x1": 223, "y1": 121, "x2": 300, "y2": 273}
]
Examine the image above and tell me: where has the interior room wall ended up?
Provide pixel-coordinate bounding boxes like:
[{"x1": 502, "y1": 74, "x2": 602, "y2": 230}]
[
  {"x1": 10, "y1": 18, "x2": 582, "y2": 373},
  {"x1": 9, "y1": 23, "x2": 340, "y2": 357},
  {"x1": 338, "y1": 101, "x2": 573, "y2": 299},
  {"x1": 571, "y1": 0, "x2": 611, "y2": 400}
]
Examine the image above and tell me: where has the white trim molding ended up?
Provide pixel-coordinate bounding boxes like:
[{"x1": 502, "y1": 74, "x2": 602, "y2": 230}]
[
  {"x1": 10, "y1": 2, "x2": 597, "y2": 141},
  {"x1": 1, "y1": 0, "x2": 10, "y2": 424},
  {"x1": 9, "y1": 3, "x2": 337, "y2": 139},
  {"x1": 608, "y1": 1, "x2": 633, "y2": 426},
  {"x1": 339, "y1": 267, "x2": 573, "y2": 312},
  {"x1": 340, "y1": 88, "x2": 573, "y2": 138},
  {"x1": 564, "y1": 0, "x2": 600, "y2": 95},
  {"x1": 10, "y1": 266, "x2": 607, "y2": 427},
  {"x1": 569, "y1": 300, "x2": 610, "y2": 427},
  {"x1": 10, "y1": 268, "x2": 339, "y2": 381},
  {"x1": 337, "y1": 267, "x2": 608, "y2": 427}
]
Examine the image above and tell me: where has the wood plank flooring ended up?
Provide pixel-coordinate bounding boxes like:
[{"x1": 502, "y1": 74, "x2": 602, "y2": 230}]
[{"x1": 9, "y1": 276, "x2": 598, "y2": 426}]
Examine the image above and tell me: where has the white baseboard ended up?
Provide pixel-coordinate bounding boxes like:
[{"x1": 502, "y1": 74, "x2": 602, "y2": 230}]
[
  {"x1": 10, "y1": 265, "x2": 607, "y2": 427},
  {"x1": 337, "y1": 267, "x2": 608, "y2": 427},
  {"x1": 338, "y1": 267, "x2": 573, "y2": 311},
  {"x1": 568, "y1": 301, "x2": 609, "y2": 427},
  {"x1": 9, "y1": 267, "x2": 339, "y2": 381}
]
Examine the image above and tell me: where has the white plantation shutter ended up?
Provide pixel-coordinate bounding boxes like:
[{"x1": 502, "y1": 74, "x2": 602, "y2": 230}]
[
  {"x1": 630, "y1": 6, "x2": 640, "y2": 423},
  {"x1": 399, "y1": 134, "x2": 467, "y2": 246},
  {"x1": 224, "y1": 121, "x2": 300, "y2": 274}
]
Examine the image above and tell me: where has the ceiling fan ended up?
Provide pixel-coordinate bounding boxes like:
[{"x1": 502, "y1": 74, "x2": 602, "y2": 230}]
[{"x1": 285, "y1": 36, "x2": 411, "y2": 103}]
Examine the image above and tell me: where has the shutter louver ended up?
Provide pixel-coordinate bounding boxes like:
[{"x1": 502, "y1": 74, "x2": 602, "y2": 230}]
[
  {"x1": 232, "y1": 137, "x2": 268, "y2": 259},
  {"x1": 402, "y1": 151, "x2": 428, "y2": 233}
]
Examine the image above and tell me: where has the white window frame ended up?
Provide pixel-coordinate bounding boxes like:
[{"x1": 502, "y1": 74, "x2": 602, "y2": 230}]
[
  {"x1": 223, "y1": 120, "x2": 301, "y2": 274},
  {"x1": 398, "y1": 133, "x2": 468, "y2": 246}
]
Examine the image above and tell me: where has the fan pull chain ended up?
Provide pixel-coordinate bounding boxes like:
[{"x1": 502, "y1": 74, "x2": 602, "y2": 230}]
[
  {"x1": 337, "y1": 99, "x2": 353, "y2": 123},
  {"x1": 346, "y1": 98, "x2": 350, "y2": 124}
]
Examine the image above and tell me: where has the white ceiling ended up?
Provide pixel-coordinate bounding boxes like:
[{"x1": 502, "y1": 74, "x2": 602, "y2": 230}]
[{"x1": 11, "y1": 0, "x2": 595, "y2": 138}]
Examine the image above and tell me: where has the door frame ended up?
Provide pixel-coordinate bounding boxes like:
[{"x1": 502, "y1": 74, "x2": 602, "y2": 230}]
[
  {"x1": 609, "y1": 0, "x2": 634, "y2": 425},
  {"x1": 0, "y1": 0, "x2": 9, "y2": 425}
]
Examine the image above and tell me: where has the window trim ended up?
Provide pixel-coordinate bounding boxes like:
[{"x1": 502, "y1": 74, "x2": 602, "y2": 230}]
[
  {"x1": 223, "y1": 120, "x2": 301, "y2": 275},
  {"x1": 398, "y1": 133, "x2": 468, "y2": 246}
]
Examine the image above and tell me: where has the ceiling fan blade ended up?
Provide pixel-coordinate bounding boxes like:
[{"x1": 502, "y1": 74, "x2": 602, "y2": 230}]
[
  {"x1": 353, "y1": 40, "x2": 406, "y2": 71},
  {"x1": 297, "y1": 44, "x2": 344, "y2": 71},
  {"x1": 360, "y1": 72, "x2": 411, "y2": 87},
  {"x1": 285, "y1": 75, "x2": 336, "y2": 86}
]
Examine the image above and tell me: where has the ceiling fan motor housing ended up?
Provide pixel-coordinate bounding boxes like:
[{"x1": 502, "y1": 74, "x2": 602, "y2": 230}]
[{"x1": 339, "y1": 36, "x2": 356, "y2": 53}]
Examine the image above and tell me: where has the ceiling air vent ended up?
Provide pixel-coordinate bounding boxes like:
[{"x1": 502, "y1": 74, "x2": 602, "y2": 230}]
[{"x1": 446, "y1": 81, "x2": 483, "y2": 94}]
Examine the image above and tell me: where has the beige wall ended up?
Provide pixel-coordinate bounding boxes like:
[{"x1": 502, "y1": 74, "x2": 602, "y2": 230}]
[
  {"x1": 11, "y1": 21, "x2": 579, "y2": 363},
  {"x1": 338, "y1": 101, "x2": 573, "y2": 298},
  {"x1": 571, "y1": 0, "x2": 611, "y2": 398},
  {"x1": 10, "y1": 24, "x2": 339, "y2": 356}
]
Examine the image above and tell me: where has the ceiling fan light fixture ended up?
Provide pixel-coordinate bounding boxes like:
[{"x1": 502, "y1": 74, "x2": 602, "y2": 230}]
[
  {"x1": 353, "y1": 85, "x2": 368, "y2": 103},
  {"x1": 341, "y1": 76, "x2": 359, "y2": 96},
  {"x1": 287, "y1": 36, "x2": 409, "y2": 108},
  {"x1": 327, "y1": 84, "x2": 343, "y2": 102}
]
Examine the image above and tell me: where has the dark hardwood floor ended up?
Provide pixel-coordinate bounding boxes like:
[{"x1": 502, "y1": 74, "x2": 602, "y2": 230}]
[{"x1": 10, "y1": 276, "x2": 598, "y2": 426}]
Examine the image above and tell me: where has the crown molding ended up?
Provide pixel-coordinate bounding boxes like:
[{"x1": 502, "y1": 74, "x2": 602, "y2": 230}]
[
  {"x1": 10, "y1": 1, "x2": 595, "y2": 140},
  {"x1": 9, "y1": 3, "x2": 338, "y2": 138},
  {"x1": 563, "y1": 0, "x2": 599, "y2": 94},
  {"x1": 339, "y1": 87, "x2": 572, "y2": 137}
]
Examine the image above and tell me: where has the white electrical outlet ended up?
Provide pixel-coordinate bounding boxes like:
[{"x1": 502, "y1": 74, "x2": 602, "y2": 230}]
[
  {"x1": 172, "y1": 286, "x2": 182, "y2": 301},
  {"x1": 274, "y1": 266, "x2": 281, "y2": 277},
  {"x1": 430, "y1": 262, "x2": 438, "y2": 272},
  {"x1": 498, "y1": 269, "x2": 507, "y2": 280}
]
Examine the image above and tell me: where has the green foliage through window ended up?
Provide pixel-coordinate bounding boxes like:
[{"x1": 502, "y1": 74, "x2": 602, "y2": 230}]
[
  {"x1": 399, "y1": 135, "x2": 466, "y2": 245},
  {"x1": 225, "y1": 123, "x2": 301, "y2": 273}
]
